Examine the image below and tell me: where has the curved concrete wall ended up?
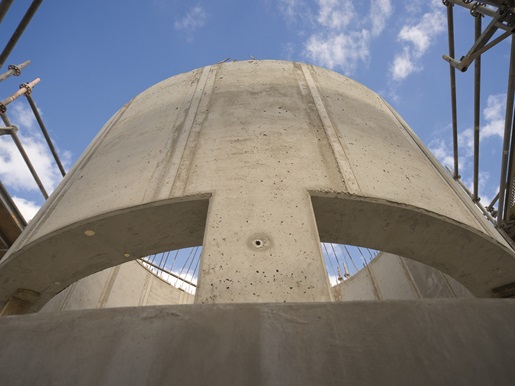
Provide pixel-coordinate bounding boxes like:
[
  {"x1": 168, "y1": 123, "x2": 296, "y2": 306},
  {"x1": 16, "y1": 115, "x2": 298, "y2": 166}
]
[
  {"x1": 40, "y1": 251, "x2": 471, "y2": 313},
  {"x1": 1, "y1": 60, "x2": 515, "y2": 314},
  {"x1": 333, "y1": 252, "x2": 473, "y2": 301},
  {"x1": 41, "y1": 260, "x2": 193, "y2": 312}
]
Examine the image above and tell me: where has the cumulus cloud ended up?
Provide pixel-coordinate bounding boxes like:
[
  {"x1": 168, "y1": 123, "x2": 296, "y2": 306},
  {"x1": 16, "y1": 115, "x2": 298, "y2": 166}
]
[
  {"x1": 430, "y1": 92, "x2": 507, "y2": 202},
  {"x1": 174, "y1": 5, "x2": 207, "y2": 40},
  {"x1": 11, "y1": 196, "x2": 41, "y2": 221},
  {"x1": 389, "y1": 4, "x2": 445, "y2": 81},
  {"x1": 0, "y1": 101, "x2": 66, "y2": 195},
  {"x1": 303, "y1": 0, "x2": 393, "y2": 74},
  {"x1": 482, "y1": 94, "x2": 506, "y2": 138}
]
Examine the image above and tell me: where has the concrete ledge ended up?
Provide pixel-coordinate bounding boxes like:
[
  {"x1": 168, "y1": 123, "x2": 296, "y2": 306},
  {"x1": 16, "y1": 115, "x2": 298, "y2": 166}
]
[{"x1": 0, "y1": 300, "x2": 514, "y2": 385}]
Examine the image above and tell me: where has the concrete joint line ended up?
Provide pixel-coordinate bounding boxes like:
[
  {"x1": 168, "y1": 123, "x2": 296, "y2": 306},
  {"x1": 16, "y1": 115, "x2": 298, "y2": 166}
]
[
  {"x1": 151, "y1": 66, "x2": 214, "y2": 200},
  {"x1": 170, "y1": 65, "x2": 218, "y2": 197},
  {"x1": 16, "y1": 98, "x2": 135, "y2": 248},
  {"x1": 397, "y1": 255, "x2": 423, "y2": 299},
  {"x1": 97, "y1": 266, "x2": 121, "y2": 309},
  {"x1": 300, "y1": 64, "x2": 361, "y2": 194}
]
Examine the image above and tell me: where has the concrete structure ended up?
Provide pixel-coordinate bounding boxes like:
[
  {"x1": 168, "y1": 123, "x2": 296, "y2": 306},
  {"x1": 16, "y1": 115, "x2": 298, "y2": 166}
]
[
  {"x1": 41, "y1": 260, "x2": 193, "y2": 312},
  {"x1": 1, "y1": 60, "x2": 514, "y2": 314},
  {"x1": 1, "y1": 300, "x2": 515, "y2": 385},
  {"x1": 333, "y1": 252, "x2": 473, "y2": 301},
  {"x1": 0, "y1": 60, "x2": 514, "y2": 383}
]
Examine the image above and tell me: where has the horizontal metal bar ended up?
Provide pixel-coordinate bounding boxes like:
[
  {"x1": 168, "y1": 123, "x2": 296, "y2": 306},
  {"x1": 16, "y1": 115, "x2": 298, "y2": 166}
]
[
  {"x1": 0, "y1": 60, "x2": 30, "y2": 83},
  {"x1": 446, "y1": 0, "x2": 498, "y2": 19},
  {"x1": 0, "y1": 78, "x2": 40, "y2": 112}
]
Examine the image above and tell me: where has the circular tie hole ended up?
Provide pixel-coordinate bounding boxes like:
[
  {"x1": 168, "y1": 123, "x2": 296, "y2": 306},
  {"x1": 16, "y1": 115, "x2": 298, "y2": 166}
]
[{"x1": 254, "y1": 240, "x2": 263, "y2": 248}]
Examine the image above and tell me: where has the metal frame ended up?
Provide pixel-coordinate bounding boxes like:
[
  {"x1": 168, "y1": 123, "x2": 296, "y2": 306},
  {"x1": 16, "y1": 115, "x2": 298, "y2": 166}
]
[{"x1": 443, "y1": 0, "x2": 515, "y2": 236}]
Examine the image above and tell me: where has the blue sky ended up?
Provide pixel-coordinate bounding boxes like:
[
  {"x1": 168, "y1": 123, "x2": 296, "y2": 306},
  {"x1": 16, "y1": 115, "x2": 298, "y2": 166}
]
[{"x1": 0, "y1": 0, "x2": 510, "y2": 220}]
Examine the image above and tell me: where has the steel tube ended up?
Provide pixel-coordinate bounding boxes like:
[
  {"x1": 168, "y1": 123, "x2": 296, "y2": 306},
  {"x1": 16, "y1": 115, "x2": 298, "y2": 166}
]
[
  {"x1": 473, "y1": 16, "x2": 481, "y2": 202},
  {"x1": 447, "y1": 5, "x2": 460, "y2": 178},
  {"x1": 497, "y1": 36, "x2": 515, "y2": 227},
  {"x1": 0, "y1": 0, "x2": 43, "y2": 68},
  {"x1": 0, "y1": 113, "x2": 48, "y2": 199},
  {"x1": 0, "y1": 77, "x2": 40, "y2": 110},
  {"x1": 139, "y1": 259, "x2": 197, "y2": 288},
  {"x1": 0, "y1": 0, "x2": 14, "y2": 24},
  {"x1": 25, "y1": 94, "x2": 66, "y2": 177},
  {"x1": 446, "y1": 0, "x2": 498, "y2": 19},
  {"x1": 0, "y1": 60, "x2": 30, "y2": 83}
]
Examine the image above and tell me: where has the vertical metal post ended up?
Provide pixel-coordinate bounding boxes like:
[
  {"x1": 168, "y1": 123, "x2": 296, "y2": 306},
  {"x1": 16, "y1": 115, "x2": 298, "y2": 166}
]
[
  {"x1": 0, "y1": 113, "x2": 48, "y2": 199},
  {"x1": 25, "y1": 94, "x2": 66, "y2": 177},
  {"x1": 497, "y1": 36, "x2": 515, "y2": 227},
  {"x1": 473, "y1": 16, "x2": 482, "y2": 202},
  {"x1": 447, "y1": 5, "x2": 460, "y2": 178},
  {"x1": 0, "y1": 0, "x2": 43, "y2": 68}
]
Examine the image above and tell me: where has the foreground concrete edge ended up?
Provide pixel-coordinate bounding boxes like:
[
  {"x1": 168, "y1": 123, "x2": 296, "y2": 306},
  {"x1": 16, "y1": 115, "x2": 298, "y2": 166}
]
[{"x1": 0, "y1": 300, "x2": 513, "y2": 385}]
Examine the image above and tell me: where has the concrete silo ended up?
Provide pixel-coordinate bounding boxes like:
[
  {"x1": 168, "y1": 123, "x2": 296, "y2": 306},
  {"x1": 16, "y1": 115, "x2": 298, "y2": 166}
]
[{"x1": 0, "y1": 61, "x2": 514, "y2": 384}]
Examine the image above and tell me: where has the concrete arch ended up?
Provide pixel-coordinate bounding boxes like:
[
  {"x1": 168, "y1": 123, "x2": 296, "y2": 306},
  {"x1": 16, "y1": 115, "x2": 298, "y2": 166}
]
[
  {"x1": 312, "y1": 192, "x2": 515, "y2": 297},
  {"x1": 0, "y1": 195, "x2": 209, "y2": 313}
]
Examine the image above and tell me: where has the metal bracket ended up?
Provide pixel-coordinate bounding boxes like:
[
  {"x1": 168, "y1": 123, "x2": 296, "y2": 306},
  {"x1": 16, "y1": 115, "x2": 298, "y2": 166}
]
[
  {"x1": 0, "y1": 125, "x2": 18, "y2": 136},
  {"x1": 19, "y1": 82, "x2": 32, "y2": 95},
  {"x1": 7, "y1": 64, "x2": 20, "y2": 76}
]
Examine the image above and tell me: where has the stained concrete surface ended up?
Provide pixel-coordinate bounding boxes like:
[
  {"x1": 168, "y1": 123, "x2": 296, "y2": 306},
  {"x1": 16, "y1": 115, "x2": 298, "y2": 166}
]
[
  {"x1": 333, "y1": 252, "x2": 473, "y2": 301},
  {"x1": 2, "y1": 61, "x2": 515, "y2": 312},
  {"x1": 0, "y1": 300, "x2": 514, "y2": 385}
]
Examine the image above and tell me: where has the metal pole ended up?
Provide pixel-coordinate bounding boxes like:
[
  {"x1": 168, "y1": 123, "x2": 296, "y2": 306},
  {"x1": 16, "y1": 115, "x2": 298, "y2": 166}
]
[
  {"x1": 0, "y1": 113, "x2": 48, "y2": 199},
  {"x1": 473, "y1": 16, "x2": 482, "y2": 202},
  {"x1": 446, "y1": 5, "x2": 460, "y2": 178},
  {"x1": 0, "y1": 0, "x2": 43, "y2": 68},
  {"x1": 0, "y1": 0, "x2": 14, "y2": 24},
  {"x1": 0, "y1": 78, "x2": 40, "y2": 111},
  {"x1": 497, "y1": 36, "x2": 515, "y2": 227},
  {"x1": 0, "y1": 60, "x2": 30, "y2": 83},
  {"x1": 25, "y1": 94, "x2": 66, "y2": 177}
]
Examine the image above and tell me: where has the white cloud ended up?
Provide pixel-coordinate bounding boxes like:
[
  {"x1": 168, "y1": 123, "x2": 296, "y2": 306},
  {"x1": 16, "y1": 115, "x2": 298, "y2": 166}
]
[
  {"x1": 305, "y1": 30, "x2": 371, "y2": 74},
  {"x1": 430, "y1": 92, "x2": 507, "y2": 203},
  {"x1": 11, "y1": 196, "x2": 41, "y2": 222},
  {"x1": 302, "y1": 0, "x2": 393, "y2": 73},
  {"x1": 390, "y1": 48, "x2": 417, "y2": 80},
  {"x1": 389, "y1": 5, "x2": 445, "y2": 81},
  {"x1": 316, "y1": 0, "x2": 356, "y2": 31},
  {"x1": 278, "y1": 0, "x2": 303, "y2": 22},
  {"x1": 0, "y1": 100, "x2": 64, "y2": 195},
  {"x1": 370, "y1": 0, "x2": 393, "y2": 37},
  {"x1": 482, "y1": 94, "x2": 506, "y2": 138},
  {"x1": 174, "y1": 5, "x2": 207, "y2": 36}
]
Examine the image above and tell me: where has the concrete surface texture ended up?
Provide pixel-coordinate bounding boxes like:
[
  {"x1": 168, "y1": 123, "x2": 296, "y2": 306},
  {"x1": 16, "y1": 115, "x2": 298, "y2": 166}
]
[
  {"x1": 40, "y1": 249, "x2": 471, "y2": 312},
  {"x1": 1, "y1": 60, "x2": 515, "y2": 314},
  {"x1": 41, "y1": 260, "x2": 193, "y2": 312},
  {"x1": 1, "y1": 300, "x2": 514, "y2": 385},
  {"x1": 333, "y1": 252, "x2": 473, "y2": 301}
]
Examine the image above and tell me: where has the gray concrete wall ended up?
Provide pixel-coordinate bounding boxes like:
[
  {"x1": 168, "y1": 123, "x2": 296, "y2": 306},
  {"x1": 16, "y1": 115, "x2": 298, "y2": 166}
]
[
  {"x1": 2, "y1": 301, "x2": 515, "y2": 385},
  {"x1": 41, "y1": 260, "x2": 193, "y2": 312},
  {"x1": 2, "y1": 61, "x2": 515, "y2": 314},
  {"x1": 333, "y1": 252, "x2": 473, "y2": 301}
]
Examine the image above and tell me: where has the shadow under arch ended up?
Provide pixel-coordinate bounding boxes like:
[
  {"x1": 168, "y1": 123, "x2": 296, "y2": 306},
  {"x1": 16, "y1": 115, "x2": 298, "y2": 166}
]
[
  {"x1": 0, "y1": 194, "x2": 210, "y2": 313},
  {"x1": 311, "y1": 191, "x2": 515, "y2": 297}
]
